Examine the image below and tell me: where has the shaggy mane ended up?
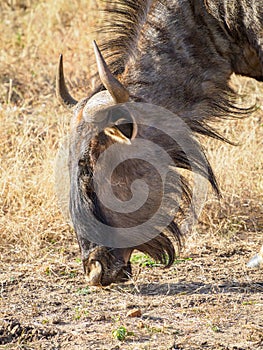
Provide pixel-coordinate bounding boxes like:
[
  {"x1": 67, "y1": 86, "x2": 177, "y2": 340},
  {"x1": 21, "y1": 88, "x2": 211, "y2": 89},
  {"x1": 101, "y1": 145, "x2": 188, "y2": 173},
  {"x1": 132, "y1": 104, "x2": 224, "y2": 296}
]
[
  {"x1": 97, "y1": 0, "x2": 152, "y2": 75},
  {"x1": 89, "y1": 0, "x2": 256, "y2": 145}
]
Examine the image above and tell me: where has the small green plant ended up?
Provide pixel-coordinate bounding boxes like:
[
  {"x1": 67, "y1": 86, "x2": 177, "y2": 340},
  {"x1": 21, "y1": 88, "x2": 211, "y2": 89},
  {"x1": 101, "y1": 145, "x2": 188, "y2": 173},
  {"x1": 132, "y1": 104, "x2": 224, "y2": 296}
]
[
  {"x1": 209, "y1": 324, "x2": 221, "y2": 333},
  {"x1": 173, "y1": 257, "x2": 193, "y2": 265},
  {"x1": 76, "y1": 287, "x2": 90, "y2": 295},
  {"x1": 45, "y1": 266, "x2": 51, "y2": 275},
  {"x1": 112, "y1": 326, "x2": 127, "y2": 341},
  {"x1": 74, "y1": 306, "x2": 89, "y2": 320},
  {"x1": 112, "y1": 326, "x2": 134, "y2": 341},
  {"x1": 41, "y1": 319, "x2": 49, "y2": 324},
  {"x1": 16, "y1": 31, "x2": 24, "y2": 47},
  {"x1": 146, "y1": 325, "x2": 163, "y2": 333},
  {"x1": 131, "y1": 253, "x2": 192, "y2": 267},
  {"x1": 130, "y1": 253, "x2": 159, "y2": 267},
  {"x1": 242, "y1": 300, "x2": 257, "y2": 305},
  {"x1": 69, "y1": 270, "x2": 77, "y2": 278}
]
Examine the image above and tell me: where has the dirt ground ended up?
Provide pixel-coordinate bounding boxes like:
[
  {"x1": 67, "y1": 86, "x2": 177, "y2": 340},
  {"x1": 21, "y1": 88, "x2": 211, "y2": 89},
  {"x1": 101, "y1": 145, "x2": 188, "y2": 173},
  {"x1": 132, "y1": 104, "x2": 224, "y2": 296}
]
[
  {"x1": 0, "y1": 1, "x2": 262, "y2": 349},
  {"x1": 1, "y1": 228, "x2": 263, "y2": 350}
]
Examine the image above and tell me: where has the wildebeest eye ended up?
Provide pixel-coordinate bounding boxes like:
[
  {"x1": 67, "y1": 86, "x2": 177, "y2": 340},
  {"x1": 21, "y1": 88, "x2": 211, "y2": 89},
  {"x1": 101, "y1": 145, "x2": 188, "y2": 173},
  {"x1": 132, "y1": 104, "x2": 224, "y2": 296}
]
[
  {"x1": 104, "y1": 113, "x2": 138, "y2": 144},
  {"x1": 115, "y1": 120, "x2": 133, "y2": 139},
  {"x1": 104, "y1": 124, "x2": 133, "y2": 145}
]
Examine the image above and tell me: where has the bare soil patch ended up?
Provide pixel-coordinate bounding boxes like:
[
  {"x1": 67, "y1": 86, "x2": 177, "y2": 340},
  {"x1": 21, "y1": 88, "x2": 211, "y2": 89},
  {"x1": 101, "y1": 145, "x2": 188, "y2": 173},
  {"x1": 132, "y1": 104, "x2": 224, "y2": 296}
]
[{"x1": 1, "y1": 230, "x2": 263, "y2": 349}]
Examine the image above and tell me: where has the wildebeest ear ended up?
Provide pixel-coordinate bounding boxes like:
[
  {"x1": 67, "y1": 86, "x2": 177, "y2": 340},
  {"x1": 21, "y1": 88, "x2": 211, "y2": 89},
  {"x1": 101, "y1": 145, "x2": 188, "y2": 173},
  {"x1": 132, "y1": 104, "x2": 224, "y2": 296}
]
[{"x1": 104, "y1": 114, "x2": 137, "y2": 145}]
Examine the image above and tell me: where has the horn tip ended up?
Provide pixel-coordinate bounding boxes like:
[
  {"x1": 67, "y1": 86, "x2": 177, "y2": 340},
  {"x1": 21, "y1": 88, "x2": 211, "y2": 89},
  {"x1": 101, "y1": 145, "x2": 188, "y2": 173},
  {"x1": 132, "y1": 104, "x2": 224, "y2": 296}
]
[
  {"x1": 57, "y1": 54, "x2": 64, "y2": 76},
  {"x1": 92, "y1": 40, "x2": 102, "y2": 61},
  {"x1": 56, "y1": 53, "x2": 78, "y2": 108}
]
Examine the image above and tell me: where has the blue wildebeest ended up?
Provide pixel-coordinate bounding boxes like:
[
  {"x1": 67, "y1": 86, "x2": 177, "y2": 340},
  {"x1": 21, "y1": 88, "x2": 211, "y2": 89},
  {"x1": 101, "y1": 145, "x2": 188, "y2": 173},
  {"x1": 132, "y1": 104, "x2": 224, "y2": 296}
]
[{"x1": 56, "y1": 0, "x2": 263, "y2": 286}]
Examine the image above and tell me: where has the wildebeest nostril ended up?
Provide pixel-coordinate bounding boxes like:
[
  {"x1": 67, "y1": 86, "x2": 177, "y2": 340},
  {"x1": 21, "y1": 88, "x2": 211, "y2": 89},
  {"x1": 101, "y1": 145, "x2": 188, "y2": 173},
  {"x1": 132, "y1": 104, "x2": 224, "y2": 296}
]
[{"x1": 85, "y1": 260, "x2": 103, "y2": 286}]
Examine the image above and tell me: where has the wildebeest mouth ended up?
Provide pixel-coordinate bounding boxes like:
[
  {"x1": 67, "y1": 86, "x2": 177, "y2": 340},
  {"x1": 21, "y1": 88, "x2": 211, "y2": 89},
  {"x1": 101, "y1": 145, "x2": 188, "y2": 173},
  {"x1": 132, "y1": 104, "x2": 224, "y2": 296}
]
[{"x1": 83, "y1": 247, "x2": 132, "y2": 286}]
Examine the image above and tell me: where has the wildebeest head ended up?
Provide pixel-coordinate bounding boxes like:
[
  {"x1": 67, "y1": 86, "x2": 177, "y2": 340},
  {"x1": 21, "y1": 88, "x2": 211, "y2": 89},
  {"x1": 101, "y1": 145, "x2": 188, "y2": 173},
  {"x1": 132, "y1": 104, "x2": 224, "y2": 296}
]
[{"x1": 56, "y1": 42, "x2": 219, "y2": 286}]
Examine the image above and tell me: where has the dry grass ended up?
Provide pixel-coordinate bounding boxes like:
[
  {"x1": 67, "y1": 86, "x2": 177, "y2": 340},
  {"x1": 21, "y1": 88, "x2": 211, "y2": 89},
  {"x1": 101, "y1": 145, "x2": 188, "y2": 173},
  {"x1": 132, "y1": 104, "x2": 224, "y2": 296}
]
[
  {"x1": 0, "y1": 0, "x2": 262, "y2": 264},
  {"x1": 197, "y1": 76, "x2": 263, "y2": 240},
  {"x1": 0, "y1": 2, "x2": 262, "y2": 349}
]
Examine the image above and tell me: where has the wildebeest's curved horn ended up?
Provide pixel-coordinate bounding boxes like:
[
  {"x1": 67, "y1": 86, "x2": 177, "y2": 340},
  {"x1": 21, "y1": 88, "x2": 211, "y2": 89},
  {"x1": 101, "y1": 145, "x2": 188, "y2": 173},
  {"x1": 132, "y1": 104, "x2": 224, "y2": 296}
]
[
  {"x1": 93, "y1": 41, "x2": 129, "y2": 103},
  {"x1": 56, "y1": 54, "x2": 78, "y2": 108}
]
